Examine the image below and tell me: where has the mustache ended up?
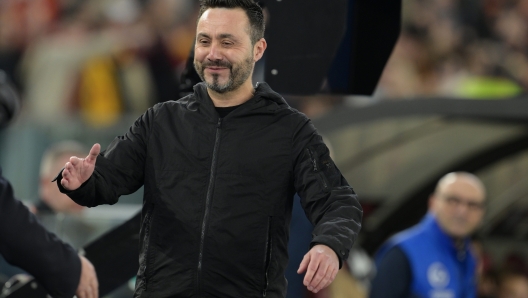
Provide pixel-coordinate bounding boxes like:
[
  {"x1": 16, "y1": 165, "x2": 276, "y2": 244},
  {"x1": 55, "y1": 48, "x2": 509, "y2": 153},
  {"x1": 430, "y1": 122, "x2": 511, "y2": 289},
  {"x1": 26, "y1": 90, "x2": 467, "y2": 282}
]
[{"x1": 201, "y1": 60, "x2": 232, "y2": 68}]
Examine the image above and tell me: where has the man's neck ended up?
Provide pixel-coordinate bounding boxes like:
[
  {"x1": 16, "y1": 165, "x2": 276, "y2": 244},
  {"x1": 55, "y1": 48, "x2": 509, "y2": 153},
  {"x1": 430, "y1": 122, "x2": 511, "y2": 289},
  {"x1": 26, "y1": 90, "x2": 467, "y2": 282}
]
[{"x1": 207, "y1": 81, "x2": 255, "y2": 107}]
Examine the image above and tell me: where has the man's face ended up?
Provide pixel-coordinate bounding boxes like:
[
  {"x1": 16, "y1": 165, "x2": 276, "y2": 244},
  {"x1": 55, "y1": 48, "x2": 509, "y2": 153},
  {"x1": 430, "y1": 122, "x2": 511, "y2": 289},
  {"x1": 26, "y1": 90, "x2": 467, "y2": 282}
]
[
  {"x1": 430, "y1": 177, "x2": 485, "y2": 238},
  {"x1": 193, "y1": 8, "x2": 257, "y2": 93}
]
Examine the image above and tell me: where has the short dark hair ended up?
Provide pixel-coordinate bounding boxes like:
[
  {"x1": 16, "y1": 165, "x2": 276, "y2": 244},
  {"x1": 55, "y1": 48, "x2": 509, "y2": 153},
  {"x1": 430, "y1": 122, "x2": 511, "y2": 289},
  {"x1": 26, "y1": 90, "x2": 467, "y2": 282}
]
[{"x1": 198, "y1": 0, "x2": 265, "y2": 45}]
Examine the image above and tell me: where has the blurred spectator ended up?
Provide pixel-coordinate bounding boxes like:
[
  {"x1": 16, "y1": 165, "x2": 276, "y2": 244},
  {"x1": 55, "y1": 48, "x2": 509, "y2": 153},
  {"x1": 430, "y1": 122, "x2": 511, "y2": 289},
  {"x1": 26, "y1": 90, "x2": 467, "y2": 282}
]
[
  {"x1": 502, "y1": 253, "x2": 528, "y2": 277},
  {"x1": 369, "y1": 172, "x2": 486, "y2": 298},
  {"x1": 375, "y1": 0, "x2": 528, "y2": 99},
  {"x1": 0, "y1": 140, "x2": 91, "y2": 284},
  {"x1": 12, "y1": 0, "x2": 198, "y2": 127},
  {"x1": 473, "y1": 237, "x2": 499, "y2": 298},
  {"x1": 498, "y1": 271, "x2": 528, "y2": 298},
  {"x1": 28, "y1": 140, "x2": 98, "y2": 249},
  {"x1": 19, "y1": 0, "x2": 119, "y2": 124},
  {"x1": 35, "y1": 140, "x2": 86, "y2": 215},
  {"x1": 0, "y1": 0, "x2": 61, "y2": 90}
]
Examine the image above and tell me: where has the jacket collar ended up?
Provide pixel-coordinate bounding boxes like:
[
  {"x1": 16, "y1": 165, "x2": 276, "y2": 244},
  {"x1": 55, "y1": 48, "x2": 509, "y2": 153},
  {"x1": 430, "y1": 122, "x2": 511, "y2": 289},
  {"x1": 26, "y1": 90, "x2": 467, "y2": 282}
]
[{"x1": 189, "y1": 82, "x2": 289, "y2": 119}]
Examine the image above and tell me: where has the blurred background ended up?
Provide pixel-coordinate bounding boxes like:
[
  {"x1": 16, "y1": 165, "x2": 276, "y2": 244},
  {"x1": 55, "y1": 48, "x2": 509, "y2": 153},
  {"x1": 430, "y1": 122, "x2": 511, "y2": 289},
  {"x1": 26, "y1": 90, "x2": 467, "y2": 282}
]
[{"x1": 1, "y1": 0, "x2": 528, "y2": 297}]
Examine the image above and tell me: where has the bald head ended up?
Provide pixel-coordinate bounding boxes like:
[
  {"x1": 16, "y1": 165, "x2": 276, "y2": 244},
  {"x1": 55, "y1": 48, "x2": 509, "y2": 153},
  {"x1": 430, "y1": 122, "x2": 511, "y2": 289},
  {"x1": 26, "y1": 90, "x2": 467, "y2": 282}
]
[
  {"x1": 435, "y1": 172, "x2": 486, "y2": 199},
  {"x1": 430, "y1": 172, "x2": 486, "y2": 239}
]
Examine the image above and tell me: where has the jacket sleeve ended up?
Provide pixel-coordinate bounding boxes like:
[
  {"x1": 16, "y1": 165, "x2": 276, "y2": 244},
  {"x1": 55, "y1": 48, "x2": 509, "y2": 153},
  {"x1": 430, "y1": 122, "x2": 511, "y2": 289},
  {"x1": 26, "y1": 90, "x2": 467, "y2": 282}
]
[
  {"x1": 56, "y1": 107, "x2": 154, "y2": 207},
  {"x1": 291, "y1": 115, "x2": 362, "y2": 268},
  {"x1": 0, "y1": 171, "x2": 81, "y2": 298}
]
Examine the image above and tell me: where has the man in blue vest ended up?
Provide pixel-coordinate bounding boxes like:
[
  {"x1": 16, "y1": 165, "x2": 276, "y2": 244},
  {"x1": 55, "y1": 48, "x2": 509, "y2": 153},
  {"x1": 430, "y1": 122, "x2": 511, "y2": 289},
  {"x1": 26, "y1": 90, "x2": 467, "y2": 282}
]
[{"x1": 369, "y1": 172, "x2": 486, "y2": 298}]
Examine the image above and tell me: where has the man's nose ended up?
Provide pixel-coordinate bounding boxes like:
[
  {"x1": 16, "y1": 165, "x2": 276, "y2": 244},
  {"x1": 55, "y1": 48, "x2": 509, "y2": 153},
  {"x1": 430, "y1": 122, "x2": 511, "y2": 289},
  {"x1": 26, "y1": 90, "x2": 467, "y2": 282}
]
[
  {"x1": 455, "y1": 202, "x2": 471, "y2": 214},
  {"x1": 206, "y1": 43, "x2": 222, "y2": 61}
]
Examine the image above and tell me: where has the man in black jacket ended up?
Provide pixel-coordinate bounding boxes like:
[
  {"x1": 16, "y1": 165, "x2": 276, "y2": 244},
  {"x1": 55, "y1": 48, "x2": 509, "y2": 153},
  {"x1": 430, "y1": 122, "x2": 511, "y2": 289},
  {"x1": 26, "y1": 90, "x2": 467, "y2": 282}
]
[
  {"x1": 0, "y1": 70, "x2": 98, "y2": 298},
  {"x1": 0, "y1": 170, "x2": 98, "y2": 298},
  {"x1": 56, "y1": 0, "x2": 363, "y2": 297}
]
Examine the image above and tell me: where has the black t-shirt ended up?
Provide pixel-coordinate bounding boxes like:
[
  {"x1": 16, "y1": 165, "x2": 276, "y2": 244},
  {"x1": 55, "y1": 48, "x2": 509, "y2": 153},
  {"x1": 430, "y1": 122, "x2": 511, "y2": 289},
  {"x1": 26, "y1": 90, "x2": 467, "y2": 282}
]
[{"x1": 215, "y1": 105, "x2": 242, "y2": 118}]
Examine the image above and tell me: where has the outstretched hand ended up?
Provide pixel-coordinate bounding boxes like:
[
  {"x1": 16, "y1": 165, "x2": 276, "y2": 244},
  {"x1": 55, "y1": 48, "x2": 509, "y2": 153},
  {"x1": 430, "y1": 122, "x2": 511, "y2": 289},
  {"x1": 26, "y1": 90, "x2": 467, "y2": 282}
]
[
  {"x1": 61, "y1": 144, "x2": 100, "y2": 191},
  {"x1": 297, "y1": 244, "x2": 339, "y2": 294}
]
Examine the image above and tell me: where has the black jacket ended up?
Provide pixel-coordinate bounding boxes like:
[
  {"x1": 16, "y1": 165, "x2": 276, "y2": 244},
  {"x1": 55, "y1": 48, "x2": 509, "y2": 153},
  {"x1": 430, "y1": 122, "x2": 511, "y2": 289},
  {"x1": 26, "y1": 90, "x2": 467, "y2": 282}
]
[
  {"x1": 60, "y1": 82, "x2": 362, "y2": 298},
  {"x1": 0, "y1": 168, "x2": 80, "y2": 297}
]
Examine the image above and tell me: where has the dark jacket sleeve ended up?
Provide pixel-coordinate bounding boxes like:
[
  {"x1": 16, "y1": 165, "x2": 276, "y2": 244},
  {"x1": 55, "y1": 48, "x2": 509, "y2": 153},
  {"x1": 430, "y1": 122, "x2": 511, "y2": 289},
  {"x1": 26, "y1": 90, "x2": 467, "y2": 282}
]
[
  {"x1": 369, "y1": 246, "x2": 412, "y2": 298},
  {"x1": 0, "y1": 170, "x2": 81, "y2": 298},
  {"x1": 292, "y1": 115, "x2": 363, "y2": 268},
  {"x1": 56, "y1": 108, "x2": 153, "y2": 207}
]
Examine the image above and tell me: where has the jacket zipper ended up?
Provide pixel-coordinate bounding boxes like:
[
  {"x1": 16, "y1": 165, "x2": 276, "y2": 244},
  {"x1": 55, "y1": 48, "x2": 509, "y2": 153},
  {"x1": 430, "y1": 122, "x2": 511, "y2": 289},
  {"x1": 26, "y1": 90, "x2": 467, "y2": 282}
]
[
  {"x1": 306, "y1": 148, "x2": 329, "y2": 191},
  {"x1": 263, "y1": 216, "x2": 273, "y2": 297},
  {"x1": 197, "y1": 118, "x2": 222, "y2": 295},
  {"x1": 140, "y1": 206, "x2": 154, "y2": 290}
]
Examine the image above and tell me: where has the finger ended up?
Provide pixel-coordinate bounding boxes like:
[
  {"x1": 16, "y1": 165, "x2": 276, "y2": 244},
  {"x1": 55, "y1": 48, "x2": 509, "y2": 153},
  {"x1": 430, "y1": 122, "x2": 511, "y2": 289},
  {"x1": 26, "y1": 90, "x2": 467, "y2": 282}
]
[
  {"x1": 65, "y1": 162, "x2": 75, "y2": 174},
  {"x1": 312, "y1": 263, "x2": 332, "y2": 293},
  {"x1": 70, "y1": 156, "x2": 80, "y2": 166},
  {"x1": 86, "y1": 144, "x2": 101, "y2": 163},
  {"x1": 303, "y1": 256, "x2": 320, "y2": 288},
  {"x1": 63, "y1": 164, "x2": 73, "y2": 178},
  {"x1": 297, "y1": 253, "x2": 310, "y2": 274},
  {"x1": 309, "y1": 260, "x2": 329, "y2": 292},
  {"x1": 82, "y1": 287, "x2": 93, "y2": 298},
  {"x1": 61, "y1": 178, "x2": 69, "y2": 189},
  {"x1": 62, "y1": 167, "x2": 71, "y2": 179},
  {"x1": 76, "y1": 290, "x2": 86, "y2": 298},
  {"x1": 321, "y1": 264, "x2": 338, "y2": 291},
  {"x1": 322, "y1": 267, "x2": 338, "y2": 290}
]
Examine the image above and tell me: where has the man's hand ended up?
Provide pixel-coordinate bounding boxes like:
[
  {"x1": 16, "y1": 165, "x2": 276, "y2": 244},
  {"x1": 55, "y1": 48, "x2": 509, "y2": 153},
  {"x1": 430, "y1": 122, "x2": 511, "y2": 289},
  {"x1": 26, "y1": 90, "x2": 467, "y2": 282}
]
[
  {"x1": 297, "y1": 244, "x2": 339, "y2": 294},
  {"x1": 76, "y1": 255, "x2": 98, "y2": 298},
  {"x1": 61, "y1": 144, "x2": 100, "y2": 191}
]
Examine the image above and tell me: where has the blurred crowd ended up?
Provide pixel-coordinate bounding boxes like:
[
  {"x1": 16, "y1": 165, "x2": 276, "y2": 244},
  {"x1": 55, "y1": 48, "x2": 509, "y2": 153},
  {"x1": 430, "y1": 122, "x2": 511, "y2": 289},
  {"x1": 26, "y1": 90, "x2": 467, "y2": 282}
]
[
  {"x1": 377, "y1": 0, "x2": 528, "y2": 100},
  {"x1": 474, "y1": 242, "x2": 528, "y2": 298},
  {"x1": 0, "y1": 0, "x2": 198, "y2": 127}
]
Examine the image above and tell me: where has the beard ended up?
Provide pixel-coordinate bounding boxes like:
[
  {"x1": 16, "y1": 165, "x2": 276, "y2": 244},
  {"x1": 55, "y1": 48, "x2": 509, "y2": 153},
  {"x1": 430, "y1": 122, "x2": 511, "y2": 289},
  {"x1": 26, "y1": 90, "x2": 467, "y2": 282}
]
[{"x1": 194, "y1": 54, "x2": 254, "y2": 94}]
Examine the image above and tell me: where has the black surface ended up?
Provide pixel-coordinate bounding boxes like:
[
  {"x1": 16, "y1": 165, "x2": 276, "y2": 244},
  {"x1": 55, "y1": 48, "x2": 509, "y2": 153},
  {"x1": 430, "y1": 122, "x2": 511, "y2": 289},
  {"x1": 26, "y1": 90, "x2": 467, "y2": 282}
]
[
  {"x1": 82, "y1": 211, "x2": 140, "y2": 296},
  {"x1": 327, "y1": 0, "x2": 401, "y2": 95}
]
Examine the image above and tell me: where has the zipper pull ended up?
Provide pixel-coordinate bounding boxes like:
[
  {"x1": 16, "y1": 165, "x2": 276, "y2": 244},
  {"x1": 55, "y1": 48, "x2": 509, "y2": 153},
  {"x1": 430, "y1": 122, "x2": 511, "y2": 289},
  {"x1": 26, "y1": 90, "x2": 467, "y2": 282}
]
[
  {"x1": 217, "y1": 118, "x2": 222, "y2": 128},
  {"x1": 306, "y1": 148, "x2": 318, "y2": 172}
]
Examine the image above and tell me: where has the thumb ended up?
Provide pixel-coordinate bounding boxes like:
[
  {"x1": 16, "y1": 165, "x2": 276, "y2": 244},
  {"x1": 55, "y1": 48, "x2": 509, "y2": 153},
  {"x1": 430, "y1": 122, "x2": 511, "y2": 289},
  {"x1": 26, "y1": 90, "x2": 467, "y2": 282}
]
[
  {"x1": 86, "y1": 143, "x2": 101, "y2": 164},
  {"x1": 297, "y1": 253, "x2": 310, "y2": 274}
]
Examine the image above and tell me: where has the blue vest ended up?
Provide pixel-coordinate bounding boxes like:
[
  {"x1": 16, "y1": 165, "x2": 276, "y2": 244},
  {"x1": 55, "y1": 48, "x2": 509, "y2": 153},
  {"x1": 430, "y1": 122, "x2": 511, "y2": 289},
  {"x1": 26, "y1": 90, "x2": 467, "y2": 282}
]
[{"x1": 376, "y1": 213, "x2": 477, "y2": 298}]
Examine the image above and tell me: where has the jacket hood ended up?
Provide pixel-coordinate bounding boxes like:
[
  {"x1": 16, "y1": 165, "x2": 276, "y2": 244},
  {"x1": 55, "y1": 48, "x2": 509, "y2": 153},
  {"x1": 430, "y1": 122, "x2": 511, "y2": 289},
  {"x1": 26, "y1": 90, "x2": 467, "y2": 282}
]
[{"x1": 191, "y1": 82, "x2": 289, "y2": 108}]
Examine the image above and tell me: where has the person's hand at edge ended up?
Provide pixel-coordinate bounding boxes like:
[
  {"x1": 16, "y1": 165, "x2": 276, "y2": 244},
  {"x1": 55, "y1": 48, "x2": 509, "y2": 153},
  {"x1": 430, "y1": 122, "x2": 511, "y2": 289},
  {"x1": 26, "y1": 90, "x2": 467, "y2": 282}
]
[
  {"x1": 75, "y1": 255, "x2": 98, "y2": 298},
  {"x1": 297, "y1": 244, "x2": 339, "y2": 294},
  {"x1": 61, "y1": 144, "x2": 100, "y2": 191}
]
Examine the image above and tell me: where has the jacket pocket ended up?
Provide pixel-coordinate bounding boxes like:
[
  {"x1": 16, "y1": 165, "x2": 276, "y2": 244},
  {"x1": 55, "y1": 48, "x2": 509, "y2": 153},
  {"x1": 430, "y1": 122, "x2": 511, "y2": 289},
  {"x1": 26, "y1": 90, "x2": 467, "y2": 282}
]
[
  {"x1": 306, "y1": 147, "x2": 330, "y2": 193},
  {"x1": 262, "y1": 216, "x2": 273, "y2": 297},
  {"x1": 138, "y1": 204, "x2": 155, "y2": 290}
]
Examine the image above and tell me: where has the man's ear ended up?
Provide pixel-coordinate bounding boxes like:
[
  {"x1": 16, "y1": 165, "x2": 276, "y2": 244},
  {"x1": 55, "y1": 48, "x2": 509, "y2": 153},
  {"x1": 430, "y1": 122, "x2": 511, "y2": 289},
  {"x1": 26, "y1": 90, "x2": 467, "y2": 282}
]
[
  {"x1": 253, "y1": 38, "x2": 267, "y2": 62},
  {"x1": 428, "y1": 194, "x2": 437, "y2": 212}
]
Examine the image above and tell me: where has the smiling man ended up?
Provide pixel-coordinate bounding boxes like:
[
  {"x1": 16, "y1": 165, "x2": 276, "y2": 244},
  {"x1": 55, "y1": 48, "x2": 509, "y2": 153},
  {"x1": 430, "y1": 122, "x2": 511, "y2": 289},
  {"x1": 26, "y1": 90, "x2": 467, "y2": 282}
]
[
  {"x1": 370, "y1": 172, "x2": 486, "y2": 298},
  {"x1": 55, "y1": 0, "x2": 362, "y2": 297}
]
